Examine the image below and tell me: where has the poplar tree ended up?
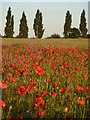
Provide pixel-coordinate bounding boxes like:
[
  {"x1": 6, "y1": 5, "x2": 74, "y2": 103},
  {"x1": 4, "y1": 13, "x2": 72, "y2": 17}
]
[
  {"x1": 63, "y1": 10, "x2": 72, "y2": 38},
  {"x1": 11, "y1": 15, "x2": 14, "y2": 37},
  {"x1": 33, "y1": 9, "x2": 44, "y2": 38},
  {"x1": 5, "y1": 7, "x2": 14, "y2": 38},
  {"x1": 19, "y1": 11, "x2": 28, "y2": 38},
  {"x1": 79, "y1": 9, "x2": 87, "y2": 38}
]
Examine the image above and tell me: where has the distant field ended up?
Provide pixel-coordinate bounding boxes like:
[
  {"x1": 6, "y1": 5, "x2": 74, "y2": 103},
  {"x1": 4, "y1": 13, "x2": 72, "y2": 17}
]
[{"x1": 2, "y1": 38, "x2": 89, "y2": 49}]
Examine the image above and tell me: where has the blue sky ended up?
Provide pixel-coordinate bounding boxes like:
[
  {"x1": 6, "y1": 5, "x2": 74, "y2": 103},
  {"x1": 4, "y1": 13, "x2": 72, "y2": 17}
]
[{"x1": 0, "y1": 1, "x2": 89, "y2": 38}]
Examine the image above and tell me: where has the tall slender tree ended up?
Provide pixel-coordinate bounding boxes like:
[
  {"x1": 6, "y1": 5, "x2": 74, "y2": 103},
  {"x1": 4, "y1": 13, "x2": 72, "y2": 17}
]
[
  {"x1": 33, "y1": 9, "x2": 44, "y2": 38},
  {"x1": 11, "y1": 15, "x2": 14, "y2": 38},
  {"x1": 63, "y1": 10, "x2": 72, "y2": 38},
  {"x1": 4, "y1": 7, "x2": 14, "y2": 38},
  {"x1": 79, "y1": 9, "x2": 87, "y2": 38},
  {"x1": 19, "y1": 11, "x2": 28, "y2": 38}
]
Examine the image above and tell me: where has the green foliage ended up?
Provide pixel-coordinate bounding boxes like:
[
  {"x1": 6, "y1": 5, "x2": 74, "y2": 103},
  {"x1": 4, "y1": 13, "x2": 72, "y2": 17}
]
[
  {"x1": 11, "y1": 15, "x2": 14, "y2": 37},
  {"x1": 79, "y1": 10, "x2": 87, "y2": 38},
  {"x1": 15, "y1": 35, "x2": 20, "y2": 38},
  {"x1": 86, "y1": 34, "x2": 90, "y2": 38},
  {"x1": 46, "y1": 33, "x2": 61, "y2": 39},
  {"x1": 69, "y1": 28, "x2": 80, "y2": 38},
  {"x1": 19, "y1": 12, "x2": 28, "y2": 38},
  {"x1": 4, "y1": 7, "x2": 14, "y2": 38},
  {"x1": 33, "y1": 9, "x2": 44, "y2": 38},
  {"x1": 63, "y1": 11, "x2": 72, "y2": 38}
]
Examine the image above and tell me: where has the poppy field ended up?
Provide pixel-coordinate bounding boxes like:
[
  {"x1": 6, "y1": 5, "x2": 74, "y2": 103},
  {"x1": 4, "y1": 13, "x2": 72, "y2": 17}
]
[{"x1": 1, "y1": 42, "x2": 89, "y2": 119}]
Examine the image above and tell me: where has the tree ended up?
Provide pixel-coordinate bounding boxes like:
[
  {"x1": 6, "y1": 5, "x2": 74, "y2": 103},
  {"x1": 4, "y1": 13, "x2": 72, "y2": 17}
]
[
  {"x1": 69, "y1": 28, "x2": 80, "y2": 38},
  {"x1": 19, "y1": 11, "x2": 28, "y2": 38},
  {"x1": 33, "y1": 9, "x2": 44, "y2": 38},
  {"x1": 11, "y1": 15, "x2": 14, "y2": 37},
  {"x1": 63, "y1": 10, "x2": 72, "y2": 38},
  {"x1": 79, "y1": 9, "x2": 87, "y2": 38},
  {"x1": 46, "y1": 33, "x2": 61, "y2": 39},
  {"x1": 86, "y1": 34, "x2": 90, "y2": 38},
  {"x1": 4, "y1": 7, "x2": 14, "y2": 38}
]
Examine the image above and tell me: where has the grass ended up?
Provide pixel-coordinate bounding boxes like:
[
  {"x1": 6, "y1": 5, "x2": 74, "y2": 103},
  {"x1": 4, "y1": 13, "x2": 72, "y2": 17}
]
[
  {"x1": 1, "y1": 38, "x2": 89, "y2": 119},
  {"x1": 2, "y1": 43, "x2": 89, "y2": 119},
  {"x1": 2, "y1": 38, "x2": 88, "y2": 49}
]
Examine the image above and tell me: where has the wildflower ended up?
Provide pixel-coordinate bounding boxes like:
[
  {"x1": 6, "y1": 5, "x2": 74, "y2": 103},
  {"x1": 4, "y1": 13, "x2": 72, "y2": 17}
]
[
  {"x1": 0, "y1": 82, "x2": 8, "y2": 89},
  {"x1": 0, "y1": 100, "x2": 5, "y2": 109},
  {"x1": 38, "y1": 109, "x2": 45, "y2": 116},
  {"x1": 68, "y1": 87, "x2": 72, "y2": 92},
  {"x1": 60, "y1": 88, "x2": 66, "y2": 93},
  {"x1": 12, "y1": 78, "x2": 17, "y2": 83},
  {"x1": 78, "y1": 99, "x2": 84, "y2": 105},
  {"x1": 7, "y1": 73, "x2": 12, "y2": 77},
  {"x1": 53, "y1": 82, "x2": 56, "y2": 88},
  {"x1": 76, "y1": 86, "x2": 84, "y2": 93},
  {"x1": 10, "y1": 63, "x2": 15, "y2": 69},
  {"x1": 51, "y1": 92, "x2": 57, "y2": 97},
  {"x1": 55, "y1": 71, "x2": 59, "y2": 76},
  {"x1": 42, "y1": 91, "x2": 48, "y2": 97},
  {"x1": 17, "y1": 86, "x2": 27, "y2": 95},
  {"x1": 34, "y1": 96, "x2": 43, "y2": 109},
  {"x1": 43, "y1": 104, "x2": 47, "y2": 109},
  {"x1": 35, "y1": 66, "x2": 45, "y2": 76}
]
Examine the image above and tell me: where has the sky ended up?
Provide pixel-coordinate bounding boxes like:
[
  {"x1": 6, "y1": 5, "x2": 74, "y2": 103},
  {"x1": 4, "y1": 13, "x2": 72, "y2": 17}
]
[{"x1": 0, "y1": 0, "x2": 89, "y2": 38}]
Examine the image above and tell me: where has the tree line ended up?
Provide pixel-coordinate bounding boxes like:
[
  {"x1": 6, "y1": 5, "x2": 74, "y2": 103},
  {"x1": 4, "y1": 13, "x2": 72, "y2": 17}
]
[{"x1": 3, "y1": 7, "x2": 89, "y2": 38}]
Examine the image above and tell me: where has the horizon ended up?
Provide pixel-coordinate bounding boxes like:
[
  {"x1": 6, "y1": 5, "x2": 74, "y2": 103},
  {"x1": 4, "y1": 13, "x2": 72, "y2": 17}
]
[{"x1": 0, "y1": 2, "x2": 89, "y2": 38}]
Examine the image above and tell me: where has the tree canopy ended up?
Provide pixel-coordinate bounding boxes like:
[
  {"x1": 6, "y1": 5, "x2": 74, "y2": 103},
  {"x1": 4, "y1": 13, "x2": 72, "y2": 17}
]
[
  {"x1": 79, "y1": 9, "x2": 87, "y2": 38},
  {"x1": 19, "y1": 11, "x2": 28, "y2": 38},
  {"x1": 33, "y1": 9, "x2": 44, "y2": 38},
  {"x1": 63, "y1": 10, "x2": 72, "y2": 38},
  {"x1": 69, "y1": 28, "x2": 80, "y2": 38},
  {"x1": 4, "y1": 7, "x2": 14, "y2": 38}
]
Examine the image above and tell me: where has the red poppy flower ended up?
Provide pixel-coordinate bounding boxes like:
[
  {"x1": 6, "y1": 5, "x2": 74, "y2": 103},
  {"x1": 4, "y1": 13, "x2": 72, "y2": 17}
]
[
  {"x1": 34, "y1": 97, "x2": 43, "y2": 109},
  {"x1": 60, "y1": 88, "x2": 66, "y2": 93},
  {"x1": 51, "y1": 92, "x2": 57, "y2": 97},
  {"x1": 34, "y1": 81, "x2": 37, "y2": 86},
  {"x1": 68, "y1": 87, "x2": 72, "y2": 92},
  {"x1": 18, "y1": 69, "x2": 24, "y2": 74},
  {"x1": 12, "y1": 78, "x2": 17, "y2": 83},
  {"x1": 76, "y1": 86, "x2": 84, "y2": 93},
  {"x1": 42, "y1": 91, "x2": 48, "y2": 97},
  {"x1": 43, "y1": 104, "x2": 47, "y2": 109},
  {"x1": 0, "y1": 100, "x2": 5, "y2": 109},
  {"x1": 85, "y1": 86, "x2": 88, "y2": 93},
  {"x1": 38, "y1": 109, "x2": 45, "y2": 116},
  {"x1": 55, "y1": 71, "x2": 59, "y2": 76},
  {"x1": 7, "y1": 73, "x2": 12, "y2": 77},
  {"x1": 17, "y1": 86, "x2": 27, "y2": 95},
  {"x1": 10, "y1": 63, "x2": 15, "y2": 69},
  {"x1": 47, "y1": 79, "x2": 50, "y2": 83},
  {"x1": 28, "y1": 82, "x2": 33, "y2": 87},
  {"x1": 53, "y1": 82, "x2": 56, "y2": 88},
  {"x1": 35, "y1": 66, "x2": 45, "y2": 76},
  {"x1": 34, "y1": 95, "x2": 43, "y2": 109},
  {"x1": 78, "y1": 99, "x2": 84, "y2": 105},
  {"x1": 0, "y1": 82, "x2": 8, "y2": 89}
]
